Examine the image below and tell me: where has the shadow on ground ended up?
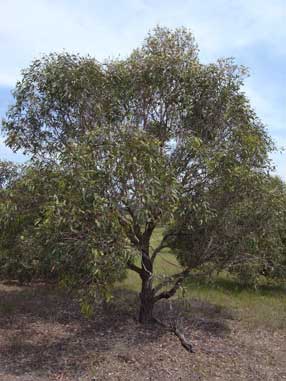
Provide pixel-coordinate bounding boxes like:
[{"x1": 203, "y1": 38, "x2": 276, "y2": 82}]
[{"x1": 0, "y1": 283, "x2": 235, "y2": 380}]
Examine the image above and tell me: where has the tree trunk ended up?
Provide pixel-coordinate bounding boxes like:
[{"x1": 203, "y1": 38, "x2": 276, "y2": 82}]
[
  {"x1": 138, "y1": 245, "x2": 154, "y2": 323},
  {"x1": 138, "y1": 228, "x2": 155, "y2": 324},
  {"x1": 139, "y1": 278, "x2": 154, "y2": 323}
]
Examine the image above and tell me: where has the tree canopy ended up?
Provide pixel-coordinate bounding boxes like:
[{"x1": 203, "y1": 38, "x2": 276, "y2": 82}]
[{"x1": 1, "y1": 27, "x2": 281, "y2": 323}]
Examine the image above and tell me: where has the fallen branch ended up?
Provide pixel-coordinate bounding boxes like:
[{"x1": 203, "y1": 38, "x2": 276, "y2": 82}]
[{"x1": 153, "y1": 317, "x2": 194, "y2": 353}]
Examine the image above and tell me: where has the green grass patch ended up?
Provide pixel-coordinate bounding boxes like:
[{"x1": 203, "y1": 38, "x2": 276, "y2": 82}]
[{"x1": 184, "y1": 273, "x2": 286, "y2": 330}]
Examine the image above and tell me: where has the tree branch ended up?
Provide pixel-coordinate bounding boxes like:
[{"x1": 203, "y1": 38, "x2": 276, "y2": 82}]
[
  {"x1": 151, "y1": 231, "x2": 179, "y2": 263},
  {"x1": 153, "y1": 317, "x2": 194, "y2": 353},
  {"x1": 118, "y1": 214, "x2": 140, "y2": 247},
  {"x1": 127, "y1": 261, "x2": 142, "y2": 276},
  {"x1": 154, "y1": 267, "x2": 191, "y2": 302},
  {"x1": 124, "y1": 204, "x2": 142, "y2": 242}
]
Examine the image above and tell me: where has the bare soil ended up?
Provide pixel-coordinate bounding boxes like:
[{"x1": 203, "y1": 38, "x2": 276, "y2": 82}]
[{"x1": 0, "y1": 283, "x2": 285, "y2": 381}]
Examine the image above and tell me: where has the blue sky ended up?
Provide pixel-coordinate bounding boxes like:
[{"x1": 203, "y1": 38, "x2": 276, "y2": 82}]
[{"x1": 0, "y1": 0, "x2": 285, "y2": 176}]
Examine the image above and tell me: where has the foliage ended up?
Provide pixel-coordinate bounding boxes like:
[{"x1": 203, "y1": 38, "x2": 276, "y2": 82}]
[
  {"x1": 1, "y1": 27, "x2": 280, "y2": 322},
  {"x1": 227, "y1": 176, "x2": 286, "y2": 284},
  {"x1": 0, "y1": 160, "x2": 20, "y2": 189},
  {"x1": 0, "y1": 163, "x2": 53, "y2": 282},
  {"x1": 168, "y1": 174, "x2": 286, "y2": 285},
  {"x1": 0, "y1": 162, "x2": 128, "y2": 295}
]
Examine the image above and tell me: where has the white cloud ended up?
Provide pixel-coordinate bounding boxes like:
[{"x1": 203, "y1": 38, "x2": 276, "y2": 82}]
[
  {"x1": 244, "y1": 84, "x2": 285, "y2": 132},
  {"x1": 0, "y1": 139, "x2": 26, "y2": 163},
  {"x1": 0, "y1": 0, "x2": 285, "y2": 85},
  {"x1": 270, "y1": 144, "x2": 286, "y2": 180},
  {"x1": 236, "y1": 0, "x2": 286, "y2": 52},
  {"x1": 0, "y1": 0, "x2": 285, "y2": 176}
]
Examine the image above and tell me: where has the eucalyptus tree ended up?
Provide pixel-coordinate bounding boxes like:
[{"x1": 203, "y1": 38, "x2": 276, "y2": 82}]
[
  {"x1": 2, "y1": 27, "x2": 273, "y2": 323},
  {"x1": 0, "y1": 162, "x2": 47, "y2": 282},
  {"x1": 168, "y1": 173, "x2": 286, "y2": 285},
  {"x1": 0, "y1": 160, "x2": 19, "y2": 189},
  {"x1": 226, "y1": 175, "x2": 286, "y2": 284}
]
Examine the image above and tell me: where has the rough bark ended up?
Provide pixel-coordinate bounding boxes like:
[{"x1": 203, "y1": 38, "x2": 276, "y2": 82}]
[
  {"x1": 138, "y1": 235, "x2": 155, "y2": 324},
  {"x1": 139, "y1": 282, "x2": 154, "y2": 324}
]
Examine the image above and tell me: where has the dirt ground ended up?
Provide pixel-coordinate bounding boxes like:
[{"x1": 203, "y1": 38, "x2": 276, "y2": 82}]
[{"x1": 0, "y1": 283, "x2": 285, "y2": 381}]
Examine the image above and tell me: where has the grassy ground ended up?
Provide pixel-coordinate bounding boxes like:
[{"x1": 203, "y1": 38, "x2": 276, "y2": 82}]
[
  {"x1": 0, "y1": 228, "x2": 285, "y2": 380},
  {"x1": 124, "y1": 226, "x2": 286, "y2": 331},
  {"x1": 185, "y1": 275, "x2": 286, "y2": 331}
]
